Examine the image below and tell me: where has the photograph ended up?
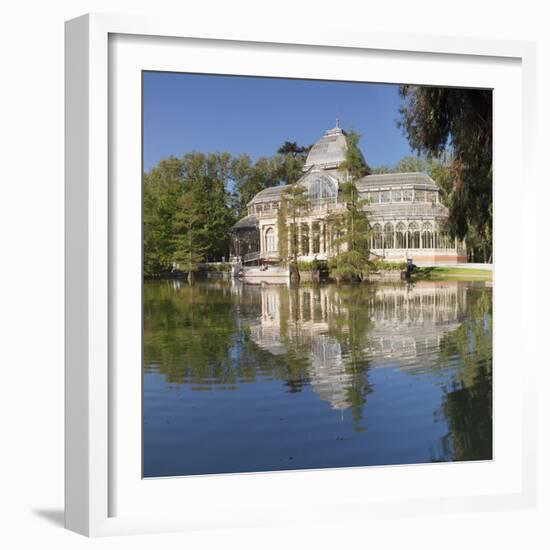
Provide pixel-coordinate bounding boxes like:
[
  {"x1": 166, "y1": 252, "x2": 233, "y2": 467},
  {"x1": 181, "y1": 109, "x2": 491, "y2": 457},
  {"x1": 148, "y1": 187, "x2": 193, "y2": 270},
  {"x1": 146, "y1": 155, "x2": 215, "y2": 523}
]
[{"x1": 142, "y1": 72, "x2": 493, "y2": 477}]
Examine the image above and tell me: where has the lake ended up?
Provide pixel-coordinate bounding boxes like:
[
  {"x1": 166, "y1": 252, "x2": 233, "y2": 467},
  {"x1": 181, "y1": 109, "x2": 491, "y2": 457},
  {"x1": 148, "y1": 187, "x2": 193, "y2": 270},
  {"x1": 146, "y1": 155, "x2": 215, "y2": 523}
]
[{"x1": 143, "y1": 278, "x2": 492, "y2": 477}]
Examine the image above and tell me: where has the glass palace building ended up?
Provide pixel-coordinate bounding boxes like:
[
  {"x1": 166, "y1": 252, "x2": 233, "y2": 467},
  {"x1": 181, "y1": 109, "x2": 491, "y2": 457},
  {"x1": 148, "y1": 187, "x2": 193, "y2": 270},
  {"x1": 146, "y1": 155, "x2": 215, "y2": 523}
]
[{"x1": 230, "y1": 124, "x2": 466, "y2": 265}]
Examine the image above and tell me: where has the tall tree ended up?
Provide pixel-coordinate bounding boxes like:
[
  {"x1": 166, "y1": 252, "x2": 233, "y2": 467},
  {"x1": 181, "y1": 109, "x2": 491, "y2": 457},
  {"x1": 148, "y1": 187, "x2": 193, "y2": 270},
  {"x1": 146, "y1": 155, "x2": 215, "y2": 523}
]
[
  {"x1": 143, "y1": 156, "x2": 183, "y2": 276},
  {"x1": 231, "y1": 155, "x2": 282, "y2": 218},
  {"x1": 278, "y1": 183, "x2": 311, "y2": 272},
  {"x1": 173, "y1": 190, "x2": 206, "y2": 283},
  {"x1": 276, "y1": 204, "x2": 289, "y2": 263},
  {"x1": 398, "y1": 86, "x2": 493, "y2": 260},
  {"x1": 276, "y1": 140, "x2": 311, "y2": 186},
  {"x1": 180, "y1": 152, "x2": 235, "y2": 261},
  {"x1": 328, "y1": 180, "x2": 371, "y2": 281},
  {"x1": 339, "y1": 130, "x2": 370, "y2": 181},
  {"x1": 327, "y1": 130, "x2": 371, "y2": 281}
]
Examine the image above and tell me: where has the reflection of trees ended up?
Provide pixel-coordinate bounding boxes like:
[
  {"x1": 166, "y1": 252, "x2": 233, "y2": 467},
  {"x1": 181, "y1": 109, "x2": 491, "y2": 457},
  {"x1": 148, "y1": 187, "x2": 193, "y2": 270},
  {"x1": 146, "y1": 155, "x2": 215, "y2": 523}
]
[
  {"x1": 432, "y1": 284, "x2": 493, "y2": 461},
  {"x1": 144, "y1": 281, "x2": 241, "y2": 386},
  {"x1": 143, "y1": 281, "x2": 313, "y2": 388},
  {"x1": 144, "y1": 279, "x2": 493, "y2": 458},
  {"x1": 324, "y1": 285, "x2": 374, "y2": 428}
]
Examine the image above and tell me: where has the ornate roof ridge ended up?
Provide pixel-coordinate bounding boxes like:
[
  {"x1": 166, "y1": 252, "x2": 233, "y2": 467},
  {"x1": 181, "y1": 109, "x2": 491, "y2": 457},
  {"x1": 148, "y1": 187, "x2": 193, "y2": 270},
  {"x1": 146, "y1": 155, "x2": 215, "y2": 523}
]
[{"x1": 357, "y1": 172, "x2": 438, "y2": 187}]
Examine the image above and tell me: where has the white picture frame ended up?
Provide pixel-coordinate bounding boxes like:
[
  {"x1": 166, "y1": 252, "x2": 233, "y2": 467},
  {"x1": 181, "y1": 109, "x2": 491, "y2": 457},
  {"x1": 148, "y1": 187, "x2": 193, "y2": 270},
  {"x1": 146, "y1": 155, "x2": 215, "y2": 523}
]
[{"x1": 65, "y1": 13, "x2": 537, "y2": 537}]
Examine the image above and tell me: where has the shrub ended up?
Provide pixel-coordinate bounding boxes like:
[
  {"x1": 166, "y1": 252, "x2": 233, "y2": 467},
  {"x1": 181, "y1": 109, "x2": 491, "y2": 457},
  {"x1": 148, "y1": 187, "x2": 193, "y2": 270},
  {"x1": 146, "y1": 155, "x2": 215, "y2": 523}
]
[
  {"x1": 297, "y1": 259, "x2": 328, "y2": 272},
  {"x1": 369, "y1": 260, "x2": 408, "y2": 271},
  {"x1": 202, "y1": 262, "x2": 232, "y2": 272}
]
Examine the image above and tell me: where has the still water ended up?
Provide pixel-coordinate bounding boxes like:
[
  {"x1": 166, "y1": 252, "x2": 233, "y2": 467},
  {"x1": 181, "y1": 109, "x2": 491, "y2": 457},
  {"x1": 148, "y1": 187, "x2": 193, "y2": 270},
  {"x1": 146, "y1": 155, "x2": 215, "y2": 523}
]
[{"x1": 143, "y1": 278, "x2": 492, "y2": 477}]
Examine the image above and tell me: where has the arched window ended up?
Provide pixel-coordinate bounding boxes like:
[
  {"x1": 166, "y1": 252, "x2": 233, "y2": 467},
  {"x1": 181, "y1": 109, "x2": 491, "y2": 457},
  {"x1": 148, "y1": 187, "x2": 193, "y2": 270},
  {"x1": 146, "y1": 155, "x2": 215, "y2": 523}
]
[
  {"x1": 396, "y1": 222, "x2": 406, "y2": 248},
  {"x1": 409, "y1": 222, "x2": 420, "y2": 248},
  {"x1": 304, "y1": 174, "x2": 337, "y2": 204},
  {"x1": 372, "y1": 223, "x2": 383, "y2": 249},
  {"x1": 384, "y1": 223, "x2": 394, "y2": 249},
  {"x1": 265, "y1": 227, "x2": 276, "y2": 252},
  {"x1": 421, "y1": 222, "x2": 433, "y2": 248}
]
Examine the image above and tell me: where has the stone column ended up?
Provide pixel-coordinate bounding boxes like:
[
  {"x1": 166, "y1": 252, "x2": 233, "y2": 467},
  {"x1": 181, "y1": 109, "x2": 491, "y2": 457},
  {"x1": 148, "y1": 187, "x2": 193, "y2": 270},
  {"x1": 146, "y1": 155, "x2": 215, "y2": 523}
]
[
  {"x1": 308, "y1": 221, "x2": 313, "y2": 256},
  {"x1": 259, "y1": 226, "x2": 264, "y2": 255},
  {"x1": 287, "y1": 225, "x2": 291, "y2": 258}
]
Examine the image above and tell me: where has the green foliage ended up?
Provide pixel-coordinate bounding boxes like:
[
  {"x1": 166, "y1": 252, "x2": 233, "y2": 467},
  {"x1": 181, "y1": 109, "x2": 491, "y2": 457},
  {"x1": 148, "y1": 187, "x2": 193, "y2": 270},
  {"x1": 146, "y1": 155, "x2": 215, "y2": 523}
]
[
  {"x1": 327, "y1": 180, "x2": 371, "y2": 281},
  {"x1": 230, "y1": 141, "x2": 310, "y2": 218},
  {"x1": 277, "y1": 141, "x2": 311, "y2": 157},
  {"x1": 329, "y1": 250, "x2": 370, "y2": 281},
  {"x1": 398, "y1": 86, "x2": 493, "y2": 260},
  {"x1": 369, "y1": 260, "x2": 408, "y2": 271},
  {"x1": 143, "y1": 157, "x2": 185, "y2": 276},
  {"x1": 143, "y1": 152, "x2": 236, "y2": 277},
  {"x1": 231, "y1": 155, "x2": 283, "y2": 218},
  {"x1": 339, "y1": 130, "x2": 370, "y2": 180},
  {"x1": 172, "y1": 189, "x2": 207, "y2": 273},
  {"x1": 276, "y1": 205, "x2": 289, "y2": 262},
  {"x1": 278, "y1": 182, "x2": 311, "y2": 265},
  {"x1": 432, "y1": 285, "x2": 493, "y2": 461},
  {"x1": 412, "y1": 266, "x2": 492, "y2": 281},
  {"x1": 202, "y1": 263, "x2": 232, "y2": 272},
  {"x1": 296, "y1": 259, "x2": 328, "y2": 272}
]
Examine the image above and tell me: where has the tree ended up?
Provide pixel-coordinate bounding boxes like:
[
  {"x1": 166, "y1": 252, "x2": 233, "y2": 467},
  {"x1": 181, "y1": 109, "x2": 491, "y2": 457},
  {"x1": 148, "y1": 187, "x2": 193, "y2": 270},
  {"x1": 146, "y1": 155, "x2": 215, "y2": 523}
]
[
  {"x1": 278, "y1": 183, "x2": 311, "y2": 276},
  {"x1": 338, "y1": 130, "x2": 370, "y2": 180},
  {"x1": 328, "y1": 180, "x2": 371, "y2": 281},
  {"x1": 173, "y1": 190, "x2": 206, "y2": 283},
  {"x1": 327, "y1": 130, "x2": 371, "y2": 281},
  {"x1": 276, "y1": 141, "x2": 311, "y2": 186},
  {"x1": 395, "y1": 155, "x2": 428, "y2": 173},
  {"x1": 143, "y1": 152, "x2": 236, "y2": 277},
  {"x1": 143, "y1": 156, "x2": 183, "y2": 276},
  {"x1": 398, "y1": 86, "x2": 493, "y2": 261},
  {"x1": 276, "y1": 204, "x2": 289, "y2": 262},
  {"x1": 180, "y1": 152, "x2": 235, "y2": 262},
  {"x1": 276, "y1": 141, "x2": 309, "y2": 158},
  {"x1": 231, "y1": 155, "x2": 282, "y2": 218}
]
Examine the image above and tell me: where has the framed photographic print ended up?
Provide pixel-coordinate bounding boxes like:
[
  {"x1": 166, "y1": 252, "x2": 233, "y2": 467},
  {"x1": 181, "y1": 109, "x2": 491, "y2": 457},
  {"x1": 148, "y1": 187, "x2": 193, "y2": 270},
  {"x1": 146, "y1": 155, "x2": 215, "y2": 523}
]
[{"x1": 65, "y1": 13, "x2": 537, "y2": 536}]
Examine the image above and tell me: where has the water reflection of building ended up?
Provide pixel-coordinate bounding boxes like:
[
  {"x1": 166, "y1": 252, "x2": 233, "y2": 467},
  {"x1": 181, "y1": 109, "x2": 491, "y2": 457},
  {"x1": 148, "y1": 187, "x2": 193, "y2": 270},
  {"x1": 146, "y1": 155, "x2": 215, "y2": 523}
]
[
  {"x1": 247, "y1": 282, "x2": 466, "y2": 410},
  {"x1": 366, "y1": 283, "x2": 464, "y2": 370}
]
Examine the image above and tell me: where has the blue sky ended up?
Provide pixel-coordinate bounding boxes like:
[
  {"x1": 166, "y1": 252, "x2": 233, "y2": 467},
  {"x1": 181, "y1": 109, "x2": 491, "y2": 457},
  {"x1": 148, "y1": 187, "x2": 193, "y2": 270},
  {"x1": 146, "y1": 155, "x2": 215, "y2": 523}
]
[{"x1": 143, "y1": 72, "x2": 417, "y2": 172}]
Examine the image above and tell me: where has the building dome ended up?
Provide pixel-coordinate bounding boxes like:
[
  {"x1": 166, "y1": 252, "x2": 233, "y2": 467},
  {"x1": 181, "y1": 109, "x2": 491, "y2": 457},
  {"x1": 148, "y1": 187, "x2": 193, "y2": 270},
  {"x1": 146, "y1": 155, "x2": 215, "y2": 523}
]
[{"x1": 303, "y1": 123, "x2": 348, "y2": 171}]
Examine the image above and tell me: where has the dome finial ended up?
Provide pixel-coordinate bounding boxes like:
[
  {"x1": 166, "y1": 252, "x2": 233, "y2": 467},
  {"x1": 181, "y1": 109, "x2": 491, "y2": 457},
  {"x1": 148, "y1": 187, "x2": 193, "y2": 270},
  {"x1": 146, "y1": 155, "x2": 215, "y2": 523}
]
[{"x1": 336, "y1": 117, "x2": 340, "y2": 128}]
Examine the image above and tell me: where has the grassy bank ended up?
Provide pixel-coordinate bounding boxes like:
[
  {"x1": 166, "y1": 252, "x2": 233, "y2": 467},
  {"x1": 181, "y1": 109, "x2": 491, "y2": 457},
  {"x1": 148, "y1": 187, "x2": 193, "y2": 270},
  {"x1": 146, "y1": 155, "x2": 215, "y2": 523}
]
[{"x1": 413, "y1": 266, "x2": 492, "y2": 281}]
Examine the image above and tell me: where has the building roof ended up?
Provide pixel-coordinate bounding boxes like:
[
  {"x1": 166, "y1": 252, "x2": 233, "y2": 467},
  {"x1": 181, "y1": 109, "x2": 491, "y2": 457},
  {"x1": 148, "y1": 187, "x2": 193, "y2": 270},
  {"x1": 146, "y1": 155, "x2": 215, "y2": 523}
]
[
  {"x1": 366, "y1": 201, "x2": 449, "y2": 221},
  {"x1": 303, "y1": 125, "x2": 349, "y2": 170},
  {"x1": 246, "y1": 171, "x2": 440, "y2": 207},
  {"x1": 231, "y1": 214, "x2": 259, "y2": 230},
  {"x1": 357, "y1": 172, "x2": 439, "y2": 190},
  {"x1": 248, "y1": 185, "x2": 289, "y2": 204}
]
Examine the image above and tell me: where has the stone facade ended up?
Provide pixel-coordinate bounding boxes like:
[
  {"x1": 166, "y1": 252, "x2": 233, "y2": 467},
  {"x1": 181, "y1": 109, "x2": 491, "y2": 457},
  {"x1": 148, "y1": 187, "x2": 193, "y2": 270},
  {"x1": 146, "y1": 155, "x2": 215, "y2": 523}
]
[{"x1": 230, "y1": 124, "x2": 466, "y2": 266}]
